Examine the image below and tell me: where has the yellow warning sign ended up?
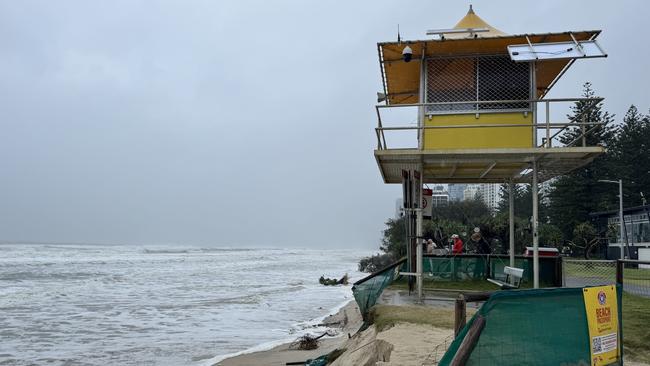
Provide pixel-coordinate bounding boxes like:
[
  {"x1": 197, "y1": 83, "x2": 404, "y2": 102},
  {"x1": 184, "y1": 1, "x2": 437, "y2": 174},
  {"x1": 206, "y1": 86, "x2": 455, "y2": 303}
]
[{"x1": 583, "y1": 285, "x2": 620, "y2": 366}]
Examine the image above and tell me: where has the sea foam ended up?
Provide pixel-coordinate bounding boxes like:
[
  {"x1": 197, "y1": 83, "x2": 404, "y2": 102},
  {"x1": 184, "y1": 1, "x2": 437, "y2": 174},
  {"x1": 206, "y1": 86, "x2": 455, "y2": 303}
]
[{"x1": 0, "y1": 244, "x2": 369, "y2": 366}]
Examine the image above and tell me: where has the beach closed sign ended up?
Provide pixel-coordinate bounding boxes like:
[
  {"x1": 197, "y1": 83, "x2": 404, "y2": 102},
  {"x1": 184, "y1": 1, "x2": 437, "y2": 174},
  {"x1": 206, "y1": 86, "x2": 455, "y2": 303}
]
[{"x1": 583, "y1": 285, "x2": 620, "y2": 366}]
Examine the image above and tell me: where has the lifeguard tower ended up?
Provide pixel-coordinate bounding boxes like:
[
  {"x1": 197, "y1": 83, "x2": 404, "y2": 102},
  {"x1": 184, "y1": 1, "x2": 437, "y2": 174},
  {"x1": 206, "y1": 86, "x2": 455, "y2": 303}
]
[{"x1": 374, "y1": 6, "x2": 607, "y2": 297}]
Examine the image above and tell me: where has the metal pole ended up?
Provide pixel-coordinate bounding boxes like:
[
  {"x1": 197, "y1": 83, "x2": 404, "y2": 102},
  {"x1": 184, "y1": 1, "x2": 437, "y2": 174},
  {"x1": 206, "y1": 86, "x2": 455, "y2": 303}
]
[
  {"x1": 616, "y1": 259, "x2": 624, "y2": 287},
  {"x1": 531, "y1": 61, "x2": 537, "y2": 147},
  {"x1": 416, "y1": 167, "x2": 424, "y2": 300},
  {"x1": 509, "y1": 180, "x2": 515, "y2": 267},
  {"x1": 619, "y1": 179, "x2": 625, "y2": 259},
  {"x1": 532, "y1": 160, "x2": 539, "y2": 289},
  {"x1": 418, "y1": 44, "x2": 426, "y2": 150},
  {"x1": 581, "y1": 112, "x2": 587, "y2": 147},
  {"x1": 545, "y1": 101, "x2": 551, "y2": 147}
]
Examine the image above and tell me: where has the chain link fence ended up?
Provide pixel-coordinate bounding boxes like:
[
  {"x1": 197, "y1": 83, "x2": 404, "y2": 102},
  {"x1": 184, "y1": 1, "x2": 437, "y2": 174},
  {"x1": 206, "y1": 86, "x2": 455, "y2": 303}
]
[
  {"x1": 563, "y1": 259, "x2": 650, "y2": 297},
  {"x1": 563, "y1": 259, "x2": 616, "y2": 287},
  {"x1": 618, "y1": 259, "x2": 650, "y2": 297},
  {"x1": 421, "y1": 334, "x2": 454, "y2": 366}
]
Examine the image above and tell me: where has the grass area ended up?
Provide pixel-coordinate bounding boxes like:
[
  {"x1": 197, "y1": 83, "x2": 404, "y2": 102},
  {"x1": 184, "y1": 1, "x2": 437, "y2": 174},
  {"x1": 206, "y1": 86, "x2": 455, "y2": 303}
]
[
  {"x1": 622, "y1": 292, "x2": 650, "y2": 363},
  {"x1": 563, "y1": 261, "x2": 616, "y2": 278},
  {"x1": 368, "y1": 304, "x2": 476, "y2": 332}
]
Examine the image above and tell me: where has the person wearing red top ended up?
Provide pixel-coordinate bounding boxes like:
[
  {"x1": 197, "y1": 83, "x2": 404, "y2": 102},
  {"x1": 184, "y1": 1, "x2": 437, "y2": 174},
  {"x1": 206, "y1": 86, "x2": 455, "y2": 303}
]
[{"x1": 451, "y1": 234, "x2": 464, "y2": 254}]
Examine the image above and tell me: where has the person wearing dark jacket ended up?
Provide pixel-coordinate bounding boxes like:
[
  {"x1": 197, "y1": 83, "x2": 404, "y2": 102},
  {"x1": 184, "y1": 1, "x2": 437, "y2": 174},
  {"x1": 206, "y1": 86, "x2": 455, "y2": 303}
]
[{"x1": 472, "y1": 227, "x2": 491, "y2": 254}]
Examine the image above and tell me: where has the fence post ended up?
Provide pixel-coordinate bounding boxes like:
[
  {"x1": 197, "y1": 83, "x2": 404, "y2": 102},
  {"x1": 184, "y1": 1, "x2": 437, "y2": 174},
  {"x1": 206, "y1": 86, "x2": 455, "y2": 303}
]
[
  {"x1": 616, "y1": 259, "x2": 624, "y2": 287},
  {"x1": 454, "y1": 294, "x2": 466, "y2": 337},
  {"x1": 450, "y1": 315, "x2": 486, "y2": 366},
  {"x1": 485, "y1": 255, "x2": 491, "y2": 280},
  {"x1": 558, "y1": 257, "x2": 564, "y2": 287}
]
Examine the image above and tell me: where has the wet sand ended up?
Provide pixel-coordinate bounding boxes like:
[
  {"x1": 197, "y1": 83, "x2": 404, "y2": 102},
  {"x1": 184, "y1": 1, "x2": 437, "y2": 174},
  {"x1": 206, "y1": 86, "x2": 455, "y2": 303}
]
[{"x1": 215, "y1": 301, "x2": 362, "y2": 366}]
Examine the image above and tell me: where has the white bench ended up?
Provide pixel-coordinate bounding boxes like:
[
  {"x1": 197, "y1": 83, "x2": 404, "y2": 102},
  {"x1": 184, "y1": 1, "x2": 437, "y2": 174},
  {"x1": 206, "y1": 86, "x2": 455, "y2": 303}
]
[{"x1": 487, "y1": 266, "x2": 524, "y2": 289}]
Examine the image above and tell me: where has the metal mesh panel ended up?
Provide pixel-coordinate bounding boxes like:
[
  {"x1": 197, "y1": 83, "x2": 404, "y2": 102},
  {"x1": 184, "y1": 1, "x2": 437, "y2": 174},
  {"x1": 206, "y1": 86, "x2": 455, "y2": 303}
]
[
  {"x1": 426, "y1": 58, "x2": 476, "y2": 113},
  {"x1": 563, "y1": 259, "x2": 616, "y2": 287},
  {"x1": 426, "y1": 55, "x2": 530, "y2": 114},
  {"x1": 620, "y1": 261, "x2": 650, "y2": 297},
  {"x1": 423, "y1": 334, "x2": 454, "y2": 365},
  {"x1": 478, "y1": 56, "x2": 530, "y2": 110},
  {"x1": 563, "y1": 259, "x2": 650, "y2": 297}
]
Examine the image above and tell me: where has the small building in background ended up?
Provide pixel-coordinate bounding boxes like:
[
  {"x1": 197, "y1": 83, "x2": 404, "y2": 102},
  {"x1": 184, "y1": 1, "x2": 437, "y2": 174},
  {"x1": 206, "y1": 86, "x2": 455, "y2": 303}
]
[
  {"x1": 590, "y1": 205, "x2": 650, "y2": 260},
  {"x1": 430, "y1": 185, "x2": 449, "y2": 207}
]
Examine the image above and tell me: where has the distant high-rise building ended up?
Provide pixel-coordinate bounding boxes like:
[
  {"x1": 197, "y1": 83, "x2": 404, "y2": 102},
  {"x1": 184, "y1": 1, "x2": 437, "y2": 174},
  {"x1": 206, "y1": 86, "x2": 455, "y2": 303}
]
[
  {"x1": 463, "y1": 184, "x2": 480, "y2": 201},
  {"x1": 448, "y1": 184, "x2": 467, "y2": 201},
  {"x1": 395, "y1": 198, "x2": 404, "y2": 219},
  {"x1": 430, "y1": 185, "x2": 449, "y2": 207},
  {"x1": 478, "y1": 184, "x2": 502, "y2": 212}
]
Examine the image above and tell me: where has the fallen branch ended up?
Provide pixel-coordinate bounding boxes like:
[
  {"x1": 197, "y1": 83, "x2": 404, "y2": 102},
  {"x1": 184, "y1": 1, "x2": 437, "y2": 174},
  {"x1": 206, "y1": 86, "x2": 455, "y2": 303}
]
[
  {"x1": 289, "y1": 330, "x2": 336, "y2": 351},
  {"x1": 319, "y1": 273, "x2": 349, "y2": 286}
]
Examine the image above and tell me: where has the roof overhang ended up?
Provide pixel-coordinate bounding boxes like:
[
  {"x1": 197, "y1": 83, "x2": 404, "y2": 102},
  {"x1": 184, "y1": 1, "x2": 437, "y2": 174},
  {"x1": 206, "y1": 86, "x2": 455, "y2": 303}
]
[
  {"x1": 378, "y1": 30, "x2": 601, "y2": 105},
  {"x1": 374, "y1": 146, "x2": 605, "y2": 184}
]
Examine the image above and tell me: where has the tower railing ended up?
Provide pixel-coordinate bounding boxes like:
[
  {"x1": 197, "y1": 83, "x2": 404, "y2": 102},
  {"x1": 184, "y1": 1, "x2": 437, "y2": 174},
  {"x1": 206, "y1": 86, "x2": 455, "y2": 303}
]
[{"x1": 375, "y1": 97, "x2": 605, "y2": 150}]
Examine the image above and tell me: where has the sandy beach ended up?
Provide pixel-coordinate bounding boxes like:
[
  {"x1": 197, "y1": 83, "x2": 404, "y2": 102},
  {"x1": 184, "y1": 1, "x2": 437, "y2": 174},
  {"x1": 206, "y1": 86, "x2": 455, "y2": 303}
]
[
  {"x1": 215, "y1": 298, "x2": 458, "y2": 366},
  {"x1": 215, "y1": 301, "x2": 363, "y2": 366}
]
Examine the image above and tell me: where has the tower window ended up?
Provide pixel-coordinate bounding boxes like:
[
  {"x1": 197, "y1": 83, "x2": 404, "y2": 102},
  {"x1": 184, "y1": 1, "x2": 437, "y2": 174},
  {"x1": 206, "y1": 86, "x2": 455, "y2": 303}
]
[{"x1": 426, "y1": 55, "x2": 531, "y2": 114}]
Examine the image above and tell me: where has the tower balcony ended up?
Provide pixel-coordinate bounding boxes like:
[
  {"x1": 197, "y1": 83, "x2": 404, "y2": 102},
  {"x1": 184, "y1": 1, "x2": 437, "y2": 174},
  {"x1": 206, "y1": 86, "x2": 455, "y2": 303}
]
[{"x1": 374, "y1": 97, "x2": 606, "y2": 184}]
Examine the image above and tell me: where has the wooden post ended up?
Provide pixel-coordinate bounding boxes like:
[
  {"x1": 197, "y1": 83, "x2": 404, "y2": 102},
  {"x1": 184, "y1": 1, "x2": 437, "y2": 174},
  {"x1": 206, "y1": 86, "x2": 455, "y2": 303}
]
[
  {"x1": 463, "y1": 292, "x2": 492, "y2": 303},
  {"x1": 454, "y1": 294, "x2": 466, "y2": 337},
  {"x1": 451, "y1": 315, "x2": 486, "y2": 366}
]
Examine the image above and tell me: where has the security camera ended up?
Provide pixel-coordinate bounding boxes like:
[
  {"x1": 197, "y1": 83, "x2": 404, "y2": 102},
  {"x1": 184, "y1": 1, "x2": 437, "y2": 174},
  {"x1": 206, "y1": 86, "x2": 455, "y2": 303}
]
[{"x1": 402, "y1": 45, "x2": 413, "y2": 62}]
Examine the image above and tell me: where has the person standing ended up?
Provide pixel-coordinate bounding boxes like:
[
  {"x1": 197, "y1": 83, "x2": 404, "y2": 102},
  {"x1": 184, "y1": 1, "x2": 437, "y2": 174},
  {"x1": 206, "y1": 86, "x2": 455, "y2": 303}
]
[
  {"x1": 451, "y1": 234, "x2": 464, "y2": 254},
  {"x1": 426, "y1": 239, "x2": 437, "y2": 254},
  {"x1": 472, "y1": 227, "x2": 491, "y2": 255}
]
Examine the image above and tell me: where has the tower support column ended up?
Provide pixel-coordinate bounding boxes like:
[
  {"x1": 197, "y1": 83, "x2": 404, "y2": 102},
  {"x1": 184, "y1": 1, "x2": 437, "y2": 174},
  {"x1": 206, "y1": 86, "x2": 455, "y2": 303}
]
[
  {"x1": 416, "y1": 166, "x2": 424, "y2": 301},
  {"x1": 532, "y1": 160, "x2": 539, "y2": 289},
  {"x1": 508, "y1": 179, "x2": 515, "y2": 267}
]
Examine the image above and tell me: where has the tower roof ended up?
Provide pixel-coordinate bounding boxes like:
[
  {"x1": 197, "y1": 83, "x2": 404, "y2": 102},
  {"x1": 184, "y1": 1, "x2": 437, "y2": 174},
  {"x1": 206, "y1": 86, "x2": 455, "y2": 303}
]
[
  {"x1": 376, "y1": 5, "x2": 602, "y2": 105},
  {"x1": 447, "y1": 5, "x2": 506, "y2": 39}
]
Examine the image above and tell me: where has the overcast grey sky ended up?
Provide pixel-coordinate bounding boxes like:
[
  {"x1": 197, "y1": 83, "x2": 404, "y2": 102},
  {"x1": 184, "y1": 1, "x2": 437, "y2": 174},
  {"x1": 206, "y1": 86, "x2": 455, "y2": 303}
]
[{"x1": 0, "y1": 1, "x2": 648, "y2": 248}]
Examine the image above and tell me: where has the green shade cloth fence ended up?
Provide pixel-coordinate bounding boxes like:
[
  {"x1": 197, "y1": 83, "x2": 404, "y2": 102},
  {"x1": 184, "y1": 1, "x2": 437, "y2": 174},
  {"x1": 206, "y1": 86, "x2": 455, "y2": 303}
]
[
  {"x1": 352, "y1": 259, "x2": 405, "y2": 321},
  {"x1": 423, "y1": 255, "x2": 562, "y2": 286},
  {"x1": 438, "y1": 286, "x2": 623, "y2": 365}
]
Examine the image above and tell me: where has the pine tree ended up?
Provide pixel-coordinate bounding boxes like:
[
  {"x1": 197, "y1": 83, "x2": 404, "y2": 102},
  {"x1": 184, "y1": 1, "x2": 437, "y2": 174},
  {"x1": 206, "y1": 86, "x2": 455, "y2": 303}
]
[
  {"x1": 547, "y1": 82, "x2": 618, "y2": 238},
  {"x1": 497, "y1": 183, "x2": 547, "y2": 220},
  {"x1": 608, "y1": 106, "x2": 650, "y2": 206}
]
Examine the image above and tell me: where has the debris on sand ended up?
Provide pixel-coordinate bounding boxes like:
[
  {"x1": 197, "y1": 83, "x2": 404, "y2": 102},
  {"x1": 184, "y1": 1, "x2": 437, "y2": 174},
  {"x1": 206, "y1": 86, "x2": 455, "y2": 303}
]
[{"x1": 318, "y1": 273, "x2": 349, "y2": 286}]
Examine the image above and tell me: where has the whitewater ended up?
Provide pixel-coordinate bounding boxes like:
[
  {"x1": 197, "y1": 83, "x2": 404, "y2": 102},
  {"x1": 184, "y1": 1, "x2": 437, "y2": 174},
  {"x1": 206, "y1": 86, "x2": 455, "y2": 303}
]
[{"x1": 0, "y1": 244, "x2": 370, "y2": 365}]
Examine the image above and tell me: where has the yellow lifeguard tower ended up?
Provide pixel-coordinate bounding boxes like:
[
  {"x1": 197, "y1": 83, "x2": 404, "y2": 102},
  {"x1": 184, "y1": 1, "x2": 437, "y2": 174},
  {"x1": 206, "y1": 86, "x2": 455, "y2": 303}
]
[{"x1": 374, "y1": 6, "x2": 607, "y2": 296}]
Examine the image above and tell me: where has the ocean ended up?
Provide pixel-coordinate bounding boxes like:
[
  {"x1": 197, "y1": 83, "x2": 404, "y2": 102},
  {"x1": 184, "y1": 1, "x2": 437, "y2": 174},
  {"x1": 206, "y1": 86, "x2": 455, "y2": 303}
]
[{"x1": 0, "y1": 244, "x2": 370, "y2": 365}]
